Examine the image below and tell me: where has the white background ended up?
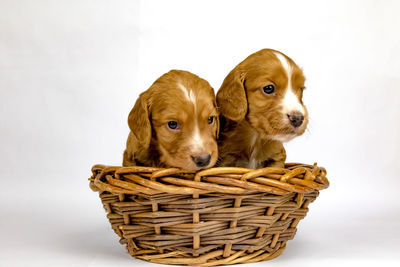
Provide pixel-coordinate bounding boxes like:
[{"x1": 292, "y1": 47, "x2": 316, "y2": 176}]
[{"x1": 1, "y1": 0, "x2": 399, "y2": 266}]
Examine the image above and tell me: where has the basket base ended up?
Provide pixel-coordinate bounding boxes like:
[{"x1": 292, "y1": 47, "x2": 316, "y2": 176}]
[{"x1": 130, "y1": 242, "x2": 286, "y2": 266}]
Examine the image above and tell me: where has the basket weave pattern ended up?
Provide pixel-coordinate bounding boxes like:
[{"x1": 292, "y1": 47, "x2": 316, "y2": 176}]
[{"x1": 90, "y1": 163, "x2": 329, "y2": 266}]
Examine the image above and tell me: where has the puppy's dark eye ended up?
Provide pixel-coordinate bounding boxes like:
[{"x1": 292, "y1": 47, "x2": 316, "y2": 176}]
[
  {"x1": 208, "y1": 116, "x2": 214, "y2": 124},
  {"x1": 263, "y1": 85, "x2": 275, "y2": 94},
  {"x1": 167, "y1": 121, "x2": 178, "y2": 130}
]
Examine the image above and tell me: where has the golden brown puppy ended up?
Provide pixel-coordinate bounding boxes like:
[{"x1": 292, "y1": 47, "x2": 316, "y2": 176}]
[
  {"x1": 123, "y1": 70, "x2": 219, "y2": 171},
  {"x1": 217, "y1": 49, "x2": 308, "y2": 168}
]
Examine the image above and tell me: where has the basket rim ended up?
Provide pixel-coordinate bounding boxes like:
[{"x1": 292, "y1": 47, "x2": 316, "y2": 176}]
[{"x1": 90, "y1": 163, "x2": 329, "y2": 196}]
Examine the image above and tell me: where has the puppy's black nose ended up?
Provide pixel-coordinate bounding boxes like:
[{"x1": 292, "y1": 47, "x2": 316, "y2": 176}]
[
  {"x1": 193, "y1": 154, "x2": 211, "y2": 167},
  {"x1": 288, "y1": 112, "x2": 304, "y2": 128}
]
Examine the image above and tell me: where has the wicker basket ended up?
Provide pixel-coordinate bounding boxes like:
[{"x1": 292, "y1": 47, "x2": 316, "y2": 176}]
[{"x1": 89, "y1": 163, "x2": 329, "y2": 266}]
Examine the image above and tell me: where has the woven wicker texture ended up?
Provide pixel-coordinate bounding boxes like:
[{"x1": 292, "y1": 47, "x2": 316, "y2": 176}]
[{"x1": 89, "y1": 163, "x2": 329, "y2": 266}]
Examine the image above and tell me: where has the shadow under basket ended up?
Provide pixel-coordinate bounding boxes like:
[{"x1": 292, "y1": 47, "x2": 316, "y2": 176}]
[{"x1": 89, "y1": 163, "x2": 329, "y2": 266}]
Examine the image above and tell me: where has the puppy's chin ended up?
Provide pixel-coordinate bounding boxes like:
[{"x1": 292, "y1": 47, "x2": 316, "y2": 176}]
[
  {"x1": 266, "y1": 124, "x2": 307, "y2": 143},
  {"x1": 249, "y1": 115, "x2": 307, "y2": 143},
  {"x1": 268, "y1": 124, "x2": 307, "y2": 142},
  {"x1": 269, "y1": 133, "x2": 297, "y2": 143}
]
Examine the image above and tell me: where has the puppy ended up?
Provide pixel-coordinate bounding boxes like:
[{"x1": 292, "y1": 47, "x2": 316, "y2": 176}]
[
  {"x1": 123, "y1": 70, "x2": 219, "y2": 171},
  {"x1": 217, "y1": 49, "x2": 308, "y2": 169}
]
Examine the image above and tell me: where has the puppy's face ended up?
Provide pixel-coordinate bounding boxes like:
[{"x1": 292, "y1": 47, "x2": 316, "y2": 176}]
[
  {"x1": 130, "y1": 70, "x2": 219, "y2": 171},
  {"x1": 217, "y1": 49, "x2": 308, "y2": 142}
]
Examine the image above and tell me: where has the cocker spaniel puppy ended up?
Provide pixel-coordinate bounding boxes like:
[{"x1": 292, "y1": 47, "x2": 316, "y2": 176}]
[
  {"x1": 217, "y1": 49, "x2": 308, "y2": 168},
  {"x1": 123, "y1": 70, "x2": 219, "y2": 171}
]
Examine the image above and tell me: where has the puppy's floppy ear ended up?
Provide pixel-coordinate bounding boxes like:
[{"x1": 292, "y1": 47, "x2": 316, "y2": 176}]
[
  {"x1": 128, "y1": 92, "x2": 151, "y2": 149},
  {"x1": 216, "y1": 68, "x2": 247, "y2": 121}
]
